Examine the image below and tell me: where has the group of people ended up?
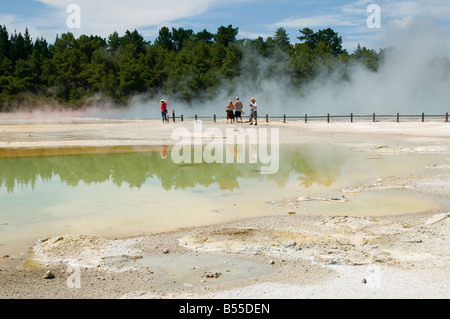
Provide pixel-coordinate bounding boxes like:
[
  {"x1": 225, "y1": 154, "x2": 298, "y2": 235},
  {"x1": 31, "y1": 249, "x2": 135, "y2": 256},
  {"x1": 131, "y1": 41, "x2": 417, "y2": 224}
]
[
  {"x1": 226, "y1": 97, "x2": 258, "y2": 125},
  {"x1": 160, "y1": 96, "x2": 258, "y2": 125}
]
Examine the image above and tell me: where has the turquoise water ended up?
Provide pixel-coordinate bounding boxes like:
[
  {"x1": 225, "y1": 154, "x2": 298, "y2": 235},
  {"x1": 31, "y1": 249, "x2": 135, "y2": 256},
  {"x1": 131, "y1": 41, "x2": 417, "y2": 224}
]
[{"x1": 0, "y1": 144, "x2": 441, "y2": 257}]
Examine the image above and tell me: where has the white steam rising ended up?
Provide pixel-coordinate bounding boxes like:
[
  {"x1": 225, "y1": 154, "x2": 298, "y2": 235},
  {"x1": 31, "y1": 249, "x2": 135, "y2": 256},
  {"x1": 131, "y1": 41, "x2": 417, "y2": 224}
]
[{"x1": 86, "y1": 18, "x2": 450, "y2": 119}]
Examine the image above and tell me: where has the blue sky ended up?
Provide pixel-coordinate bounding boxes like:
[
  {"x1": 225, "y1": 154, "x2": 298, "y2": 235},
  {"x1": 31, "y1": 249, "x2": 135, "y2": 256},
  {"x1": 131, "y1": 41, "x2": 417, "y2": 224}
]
[{"x1": 1, "y1": 0, "x2": 450, "y2": 52}]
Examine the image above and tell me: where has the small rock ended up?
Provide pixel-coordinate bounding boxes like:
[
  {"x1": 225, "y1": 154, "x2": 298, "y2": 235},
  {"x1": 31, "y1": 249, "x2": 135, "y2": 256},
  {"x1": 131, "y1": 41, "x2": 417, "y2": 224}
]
[
  {"x1": 282, "y1": 241, "x2": 297, "y2": 248},
  {"x1": 269, "y1": 260, "x2": 275, "y2": 265},
  {"x1": 202, "y1": 272, "x2": 221, "y2": 279},
  {"x1": 44, "y1": 270, "x2": 55, "y2": 279},
  {"x1": 362, "y1": 278, "x2": 367, "y2": 284},
  {"x1": 2, "y1": 255, "x2": 9, "y2": 259},
  {"x1": 288, "y1": 210, "x2": 296, "y2": 215},
  {"x1": 163, "y1": 248, "x2": 169, "y2": 254}
]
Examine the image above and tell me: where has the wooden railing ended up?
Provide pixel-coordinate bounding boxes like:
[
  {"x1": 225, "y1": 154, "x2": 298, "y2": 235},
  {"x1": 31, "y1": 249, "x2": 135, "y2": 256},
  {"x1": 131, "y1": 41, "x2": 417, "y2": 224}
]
[{"x1": 166, "y1": 112, "x2": 449, "y2": 123}]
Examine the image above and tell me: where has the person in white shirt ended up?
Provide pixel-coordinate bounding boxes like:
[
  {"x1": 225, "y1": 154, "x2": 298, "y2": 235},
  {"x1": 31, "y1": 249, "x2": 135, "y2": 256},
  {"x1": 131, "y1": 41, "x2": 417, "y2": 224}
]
[{"x1": 249, "y1": 97, "x2": 257, "y2": 125}]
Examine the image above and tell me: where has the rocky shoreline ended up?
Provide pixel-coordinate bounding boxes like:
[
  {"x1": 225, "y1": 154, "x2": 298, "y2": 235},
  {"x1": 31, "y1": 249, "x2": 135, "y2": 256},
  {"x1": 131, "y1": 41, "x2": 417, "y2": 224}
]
[{"x1": 0, "y1": 211, "x2": 448, "y2": 299}]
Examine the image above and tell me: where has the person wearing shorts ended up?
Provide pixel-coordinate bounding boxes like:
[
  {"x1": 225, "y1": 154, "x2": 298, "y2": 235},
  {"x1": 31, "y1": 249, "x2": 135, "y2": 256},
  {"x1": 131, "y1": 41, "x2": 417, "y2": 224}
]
[
  {"x1": 249, "y1": 97, "x2": 257, "y2": 125},
  {"x1": 233, "y1": 97, "x2": 243, "y2": 123}
]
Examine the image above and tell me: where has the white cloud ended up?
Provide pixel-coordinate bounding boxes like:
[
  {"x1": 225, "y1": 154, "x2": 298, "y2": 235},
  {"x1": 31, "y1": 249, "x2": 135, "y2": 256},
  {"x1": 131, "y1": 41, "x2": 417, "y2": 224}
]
[
  {"x1": 0, "y1": 14, "x2": 18, "y2": 25},
  {"x1": 342, "y1": 0, "x2": 450, "y2": 21},
  {"x1": 237, "y1": 29, "x2": 273, "y2": 40},
  {"x1": 0, "y1": 13, "x2": 46, "y2": 40},
  {"x1": 388, "y1": 15, "x2": 415, "y2": 30},
  {"x1": 318, "y1": 0, "x2": 450, "y2": 53},
  {"x1": 273, "y1": 15, "x2": 358, "y2": 29},
  {"x1": 340, "y1": 0, "x2": 373, "y2": 15},
  {"x1": 33, "y1": 0, "x2": 223, "y2": 37}
]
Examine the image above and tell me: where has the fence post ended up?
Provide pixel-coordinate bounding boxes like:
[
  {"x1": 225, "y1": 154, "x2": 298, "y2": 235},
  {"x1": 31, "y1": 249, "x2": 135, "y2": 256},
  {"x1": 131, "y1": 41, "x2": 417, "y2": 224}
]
[
  {"x1": 373, "y1": 113, "x2": 376, "y2": 122},
  {"x1": 266, "y1": 114, "x2": 269, "y2": 123},
  {"x1": 283, "y1": 114, "x2": 286, "y2": 123},
  {"x1": 327, "y1": 114, "x2": 330, "y2": 123},
  {"x1": 446, "y1": 113, "x2": 448, "y2": 122},
  {"x1": 172, "y1": 111, "x2": 175, "y2": 123},
  {"x1": 422, "y1": 113, "x2": 424, "y2": 122},
  {"x1": 351, "y1": 113, "x2": 353, "y2": 123},
  {"x1": 397, "y1": 113, "x2": 399, "y2": 123},
  {"x1": 214, "y1": 114, "x2": 216, "y2": 123},
  {"x1": 305, "y1": 114, "x2": 308, "y2": 123},
  {"x1": 195, "y1": 114, "x2": 198, "y2": 121},
  {"x1": 181, "y1": 114, "x2": 184, "y2": 122}
]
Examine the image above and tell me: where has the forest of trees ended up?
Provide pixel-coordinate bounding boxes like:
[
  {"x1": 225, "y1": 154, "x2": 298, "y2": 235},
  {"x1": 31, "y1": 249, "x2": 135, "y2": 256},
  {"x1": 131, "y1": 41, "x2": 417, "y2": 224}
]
[{"x1": 0, "y1": 24, "x2": 384, "y2": 111}]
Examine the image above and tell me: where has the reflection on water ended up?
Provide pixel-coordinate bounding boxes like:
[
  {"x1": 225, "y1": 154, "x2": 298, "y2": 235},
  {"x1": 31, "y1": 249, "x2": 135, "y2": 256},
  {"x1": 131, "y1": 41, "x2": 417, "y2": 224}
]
[
  {"x1": 0, "y1": 144, "x2": 347, "y2": 256},
  {"x1": 0, "y1": 144, "x2": 442, "y2": 257},
  {"x1": 0, "y1": 144, "x2": 345, "y2": 193}
]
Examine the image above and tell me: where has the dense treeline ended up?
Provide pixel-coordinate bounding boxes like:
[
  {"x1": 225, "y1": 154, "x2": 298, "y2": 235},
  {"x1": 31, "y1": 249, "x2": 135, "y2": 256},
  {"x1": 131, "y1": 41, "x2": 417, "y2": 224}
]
[{"x1": 0, "y1": 24, "x2": 384, "y2": 111}]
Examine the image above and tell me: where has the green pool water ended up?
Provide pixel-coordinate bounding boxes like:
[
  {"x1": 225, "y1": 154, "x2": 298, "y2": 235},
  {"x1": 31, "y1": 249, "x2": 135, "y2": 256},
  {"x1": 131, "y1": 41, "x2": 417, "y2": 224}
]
[{"x1": 0, "y1": 144, "x2": 442, "y2": 258}]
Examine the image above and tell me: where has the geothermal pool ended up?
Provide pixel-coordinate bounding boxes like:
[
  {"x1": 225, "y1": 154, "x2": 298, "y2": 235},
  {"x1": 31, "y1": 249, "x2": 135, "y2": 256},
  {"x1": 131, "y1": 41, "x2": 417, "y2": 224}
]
[{"x1": 0, "y1": 144, "x2": 443, "y2": 258}]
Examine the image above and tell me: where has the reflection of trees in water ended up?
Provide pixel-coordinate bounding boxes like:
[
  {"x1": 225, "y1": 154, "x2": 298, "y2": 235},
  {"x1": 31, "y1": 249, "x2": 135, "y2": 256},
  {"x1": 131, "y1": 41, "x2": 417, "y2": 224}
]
[
  {"x1": 0, "y1": 145, "x2": 346, "y2": 193},
  {"x1": 282, "y1": 146, "x2": 343, "y2": 188}
]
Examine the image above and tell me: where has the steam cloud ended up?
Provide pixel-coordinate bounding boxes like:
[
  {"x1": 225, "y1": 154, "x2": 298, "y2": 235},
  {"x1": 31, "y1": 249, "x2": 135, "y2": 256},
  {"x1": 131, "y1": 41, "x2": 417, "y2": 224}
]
[{"x1": 51, "y1": 18, "x2": 450, "y2": 120}]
